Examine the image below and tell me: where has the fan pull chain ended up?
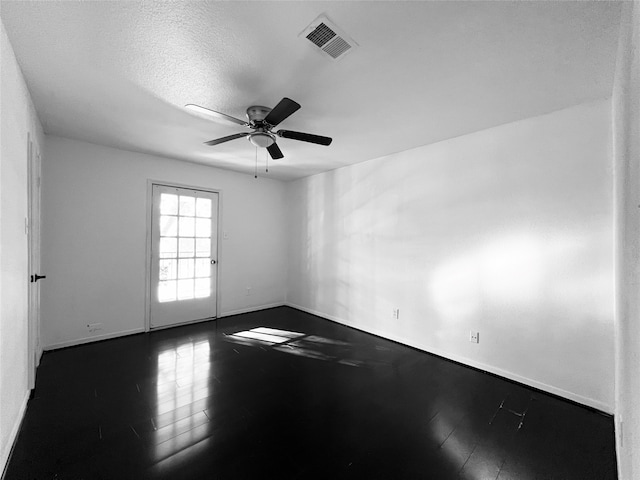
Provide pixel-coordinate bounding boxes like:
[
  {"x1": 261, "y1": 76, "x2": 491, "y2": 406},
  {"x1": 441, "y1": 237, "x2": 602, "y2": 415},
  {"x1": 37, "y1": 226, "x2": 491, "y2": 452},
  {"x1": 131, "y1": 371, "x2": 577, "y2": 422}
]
[
  {"x1": 254, "y1": 147, "x2": 258, "y2": 179},
  {"x1": 265, "y1": 148, "x2": 269, "y2": 173}
]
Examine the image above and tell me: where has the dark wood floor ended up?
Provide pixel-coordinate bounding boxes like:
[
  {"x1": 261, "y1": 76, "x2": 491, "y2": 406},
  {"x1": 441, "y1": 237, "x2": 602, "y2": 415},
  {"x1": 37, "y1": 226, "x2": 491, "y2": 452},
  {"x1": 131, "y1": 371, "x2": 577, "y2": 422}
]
[{"x1": 5, "y1": 307, "x2": 617, "y2": 479}]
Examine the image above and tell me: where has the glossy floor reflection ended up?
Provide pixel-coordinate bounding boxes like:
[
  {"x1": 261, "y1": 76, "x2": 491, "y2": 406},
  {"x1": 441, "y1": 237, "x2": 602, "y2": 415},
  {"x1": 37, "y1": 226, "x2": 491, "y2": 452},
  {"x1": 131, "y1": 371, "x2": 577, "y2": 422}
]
[{"x1": 5, "y1": 307, "x2": 617, "y2": 479}]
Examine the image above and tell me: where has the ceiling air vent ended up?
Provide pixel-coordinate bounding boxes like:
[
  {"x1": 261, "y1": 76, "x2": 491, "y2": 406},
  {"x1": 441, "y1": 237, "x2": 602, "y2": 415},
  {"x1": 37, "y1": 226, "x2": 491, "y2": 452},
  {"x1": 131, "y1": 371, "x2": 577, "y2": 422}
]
[{"x1": 300, "y1": 15, "x2": 358, "y2": 61}]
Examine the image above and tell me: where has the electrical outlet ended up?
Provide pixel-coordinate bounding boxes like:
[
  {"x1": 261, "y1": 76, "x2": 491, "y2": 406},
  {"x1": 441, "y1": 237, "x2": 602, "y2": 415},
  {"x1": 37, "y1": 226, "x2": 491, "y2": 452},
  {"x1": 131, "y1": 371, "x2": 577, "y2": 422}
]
[
  {"x1": 392, "y1": 308, "x2": 400, "y2": 320},
  {"x1": 469, "y1": 330, "x2": 479, "y2": 343},
  {"x1": 246, "y1": 287, "x2": 252, "y2": 296}
]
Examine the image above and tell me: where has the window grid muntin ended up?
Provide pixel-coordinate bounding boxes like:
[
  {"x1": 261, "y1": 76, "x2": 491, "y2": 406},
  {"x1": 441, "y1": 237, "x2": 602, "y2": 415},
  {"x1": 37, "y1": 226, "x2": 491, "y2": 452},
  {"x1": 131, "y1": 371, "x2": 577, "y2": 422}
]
[{"x1": 158, "y1": 192, "x2": 213, "y2": 303}]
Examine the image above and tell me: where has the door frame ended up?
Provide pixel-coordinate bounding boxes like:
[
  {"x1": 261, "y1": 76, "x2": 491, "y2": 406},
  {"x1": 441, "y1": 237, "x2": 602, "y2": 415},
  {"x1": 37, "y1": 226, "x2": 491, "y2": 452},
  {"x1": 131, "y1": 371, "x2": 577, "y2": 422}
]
[
  {"x1": 144, "y1": 180, "x2": 223, "y2": 332},
  {"x1": 27, "y1": 134, "x2": 42, "y2": 389}
]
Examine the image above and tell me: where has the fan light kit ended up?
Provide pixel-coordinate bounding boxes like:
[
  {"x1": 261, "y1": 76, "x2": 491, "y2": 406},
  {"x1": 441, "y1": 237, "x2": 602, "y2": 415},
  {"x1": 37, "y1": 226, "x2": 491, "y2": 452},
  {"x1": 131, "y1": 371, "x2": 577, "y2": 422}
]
[
  {"x1": 185, "y1": 98, "x2": 332, "y2": 161},
  {"x1": 248, "y1": 132, "x2": 275, "y2": 148}
]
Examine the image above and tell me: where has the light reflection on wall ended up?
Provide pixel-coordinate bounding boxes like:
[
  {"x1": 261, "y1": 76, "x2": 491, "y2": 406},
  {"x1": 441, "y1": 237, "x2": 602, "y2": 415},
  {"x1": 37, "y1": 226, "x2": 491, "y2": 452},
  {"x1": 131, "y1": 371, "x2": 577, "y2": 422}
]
[
  {"x1": 153, "y1": 339, "x2": 211, "y2": 469},
  {"x1": 429, "y1": 232, "x2": 581, "y2": 320}
]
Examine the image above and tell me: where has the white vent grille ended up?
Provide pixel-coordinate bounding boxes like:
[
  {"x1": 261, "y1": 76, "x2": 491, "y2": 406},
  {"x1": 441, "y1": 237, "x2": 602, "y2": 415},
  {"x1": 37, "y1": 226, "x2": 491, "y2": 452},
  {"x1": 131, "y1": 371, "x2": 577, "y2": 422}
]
[
  {"x1": 306, "y1": 23, "x2": 336, "y2": 48},
  {"x1": 300, "y1": 16, "x2": 358, "y2": 61},
  {"x1": 322, "y1": 36, "x2": 351, "y2": 59}
]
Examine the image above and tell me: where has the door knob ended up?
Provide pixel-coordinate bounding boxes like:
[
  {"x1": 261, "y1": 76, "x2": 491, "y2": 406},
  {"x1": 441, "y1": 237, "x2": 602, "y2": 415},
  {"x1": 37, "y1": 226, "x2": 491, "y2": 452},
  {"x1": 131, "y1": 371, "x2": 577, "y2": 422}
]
[
  {"x1": 30, "y1": 274, "x2": 47, "y2": 283},
  {"x1": 211, "y1": 260, "x2": 217, "y2": 265}
]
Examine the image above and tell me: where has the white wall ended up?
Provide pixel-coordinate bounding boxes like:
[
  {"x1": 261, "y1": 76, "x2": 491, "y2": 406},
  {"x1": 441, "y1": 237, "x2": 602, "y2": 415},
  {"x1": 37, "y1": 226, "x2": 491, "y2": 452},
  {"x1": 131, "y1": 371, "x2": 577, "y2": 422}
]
[
  {"x1": 613, "y1": 2, "x2": 640, "y2": 479},
  {"x1": 0, "y1": 20, "x2": 45, "y2": 475},
  {"x1": 41, "y1": 136, "x2": 287, "y2": 348},
  {"x1": 287, "y1": 99, "x2": 614, "y2": 412}
]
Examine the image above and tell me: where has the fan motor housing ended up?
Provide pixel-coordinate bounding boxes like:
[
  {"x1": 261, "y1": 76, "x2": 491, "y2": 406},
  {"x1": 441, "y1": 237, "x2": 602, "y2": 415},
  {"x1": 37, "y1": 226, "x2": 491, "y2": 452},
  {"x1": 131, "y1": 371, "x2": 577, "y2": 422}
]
[{"x1": 246, "y1": 106, "x2": 271, "y2": 123}]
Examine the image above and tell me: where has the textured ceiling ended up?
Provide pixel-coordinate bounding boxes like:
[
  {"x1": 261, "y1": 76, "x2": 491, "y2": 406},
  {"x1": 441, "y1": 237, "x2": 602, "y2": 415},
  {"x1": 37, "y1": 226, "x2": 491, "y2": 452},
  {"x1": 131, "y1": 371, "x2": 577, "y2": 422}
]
[{"x1": 0, "y1": 1, "x2": 622, "y2": 180}]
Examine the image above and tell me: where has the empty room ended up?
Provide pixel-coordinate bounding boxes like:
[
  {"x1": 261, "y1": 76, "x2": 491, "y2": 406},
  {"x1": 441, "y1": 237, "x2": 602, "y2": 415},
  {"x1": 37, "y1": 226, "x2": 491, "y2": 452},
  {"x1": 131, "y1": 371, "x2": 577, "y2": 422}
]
[{"x1": 1, "y1": 1, "x2": 638, "y2": 479}]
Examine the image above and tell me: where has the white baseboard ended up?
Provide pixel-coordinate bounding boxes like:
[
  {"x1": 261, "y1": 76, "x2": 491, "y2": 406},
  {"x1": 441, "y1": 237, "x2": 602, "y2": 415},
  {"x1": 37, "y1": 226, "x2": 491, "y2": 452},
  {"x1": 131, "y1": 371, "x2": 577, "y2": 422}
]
[
  {"x1": 44, "y1": 327, "x2": 146, "y2": 351},
  {"x1": 1, "y1": 390, "x2": 29, "y2": 478},
  {"x1": 219, "y1": 302, "x2": 285, "y2": 318},
  {"x1": 285, "y1": 302, "x2": 613, "y2": 414},
  {"x1": 43, "y1": 303, "x2": 286, "y2": 350}
]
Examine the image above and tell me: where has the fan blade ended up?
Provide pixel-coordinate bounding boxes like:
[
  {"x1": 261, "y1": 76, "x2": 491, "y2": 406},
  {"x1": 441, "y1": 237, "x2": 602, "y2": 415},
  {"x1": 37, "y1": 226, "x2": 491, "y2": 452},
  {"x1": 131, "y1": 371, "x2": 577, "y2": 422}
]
[
  {"x1": 264, "y1": 98, "x2": 301, "y2": 126},
  {"x1": 267, "y1": 143, "x2": 284, "y2": 160},
  {"x1": 276, "y1": 130, "x2": 332, "y2": 146},
  {"x1": 205, "y1": 133, "x2": 249, "y2": 146},
  {"x1": 186, "y1": 104, "x2": 248, "y2": 127}
]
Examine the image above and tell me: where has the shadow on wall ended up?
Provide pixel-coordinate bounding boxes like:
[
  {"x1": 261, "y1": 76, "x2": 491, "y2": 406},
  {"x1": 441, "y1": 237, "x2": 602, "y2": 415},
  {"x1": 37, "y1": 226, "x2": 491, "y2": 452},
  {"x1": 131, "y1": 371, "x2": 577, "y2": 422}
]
[{"x1": 287, "y1": 100, "x2": 614, "y2": 406}]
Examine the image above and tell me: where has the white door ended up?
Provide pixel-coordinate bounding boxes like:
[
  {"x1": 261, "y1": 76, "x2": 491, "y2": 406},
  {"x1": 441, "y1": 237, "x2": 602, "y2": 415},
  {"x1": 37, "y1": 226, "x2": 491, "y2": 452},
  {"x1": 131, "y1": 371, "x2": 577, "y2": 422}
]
[
  {"x1": 149, "y1": 184, "x2": 219, "y2": 329},
  {"x1": 27, "y1": 136, "x2": 43, "y2": 389}
]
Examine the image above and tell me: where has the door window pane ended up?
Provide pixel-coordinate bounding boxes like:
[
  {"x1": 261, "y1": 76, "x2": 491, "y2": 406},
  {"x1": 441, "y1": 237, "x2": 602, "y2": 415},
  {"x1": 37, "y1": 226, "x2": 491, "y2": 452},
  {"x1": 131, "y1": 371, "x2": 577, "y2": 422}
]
[
  {"x1": 177, "y1": 279, "x2": 194, "y2": 300},
  {"x1": 160, "y1": 215, "x2": 177, "y2": 236},
  {"x1": 195, "y1": 238, "x2": 210, "y2": 257},
  {"x1": 154, "y1": 188, "x2": 217, "y2": 314},
  {"x1": 195, "y1": 218, "x2": 211, "y2": 238},
  {"x1": 159, "y1": 259, "x2": 177, "y2": 280},
  {"x1": 158, "y1": 280, "x2": 177, "y2": 302},
  {"x1": 160, "y1": 194, "x2": 178, "y2": 215},
  {"x1": 178, "y1": 238, "x2": 195, "y2": 258},
  {"x1": 179, "y1": 196, "x2": 195, "y2": 216},
  {"x1": 196, "y1": 198, "x2": 211, "y2": 218},
  {"x1": 195, "y1": 278, "x2": 211, "y2": 298},
  {"x1": 179, "y1": 217, "x2": 195, "y2": 237},
  {"x1": 178, "y1": 259, "x2": 194, "y2": 279},
  {"x1": 159, "y1": 237, "x2": 177, "y2": 258},
  {"x1": 195, "y1": 258, "x2": 210, "y2": 278}
]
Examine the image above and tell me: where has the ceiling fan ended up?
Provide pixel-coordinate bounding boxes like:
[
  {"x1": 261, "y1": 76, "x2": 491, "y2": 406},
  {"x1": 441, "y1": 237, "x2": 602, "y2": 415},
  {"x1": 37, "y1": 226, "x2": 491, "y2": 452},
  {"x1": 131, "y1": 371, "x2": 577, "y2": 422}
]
[{"x1": 185, "y1": 97, "x2": 332, "y2": 160}]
